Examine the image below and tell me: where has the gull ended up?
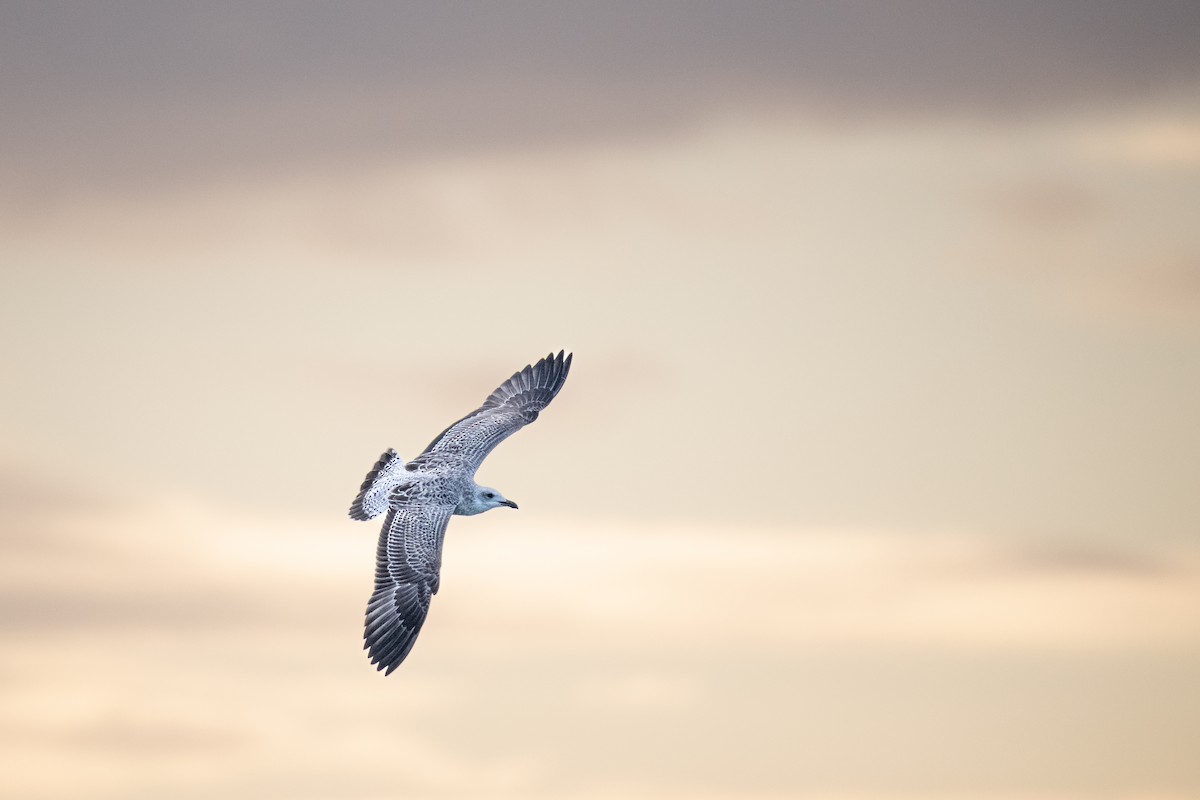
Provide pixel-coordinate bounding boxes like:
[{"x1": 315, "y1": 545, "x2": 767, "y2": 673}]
[{"x1": 348, "y1": 351, "x2": 573, "y2": 674}]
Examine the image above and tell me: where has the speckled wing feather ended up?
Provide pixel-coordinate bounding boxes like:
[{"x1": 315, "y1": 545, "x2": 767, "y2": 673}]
[
  {"x1": 349, "y1": 448, "x2": 405, "y2": 521},
  {"x1": 416, "y1": 350, "x2": 573, "y2": 472},
  {"x1": 364, "y1": 502, "x2": 455, "y2": 675}
]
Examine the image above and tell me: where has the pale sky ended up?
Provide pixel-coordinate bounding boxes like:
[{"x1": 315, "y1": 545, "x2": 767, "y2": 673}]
[{"x1": 2, "y1": 3, "x2": 1199, "y2": 799}]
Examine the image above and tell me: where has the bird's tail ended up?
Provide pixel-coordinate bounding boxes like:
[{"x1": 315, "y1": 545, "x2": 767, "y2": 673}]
[{"x1": 349, "y1": 448, "x2": 405, "y2": 521}]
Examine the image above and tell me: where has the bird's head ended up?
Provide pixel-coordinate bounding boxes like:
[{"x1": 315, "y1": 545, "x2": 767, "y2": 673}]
[{"x1": 471, "y1": 485, "x2": 518, "y2": 514}]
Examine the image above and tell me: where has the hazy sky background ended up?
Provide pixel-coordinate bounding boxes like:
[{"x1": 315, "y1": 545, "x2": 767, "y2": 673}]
[{"x1": 2, "y1": 3, "x2": 1199, "y2": 799}]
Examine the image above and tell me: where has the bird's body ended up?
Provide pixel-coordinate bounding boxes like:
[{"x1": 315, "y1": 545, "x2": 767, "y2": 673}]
[{"x1": 348, "y1": 351, "x2": 572, "y2": 674}]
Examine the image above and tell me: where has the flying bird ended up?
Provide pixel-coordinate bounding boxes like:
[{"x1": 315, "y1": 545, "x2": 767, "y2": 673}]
[{"x1": 348, "y1": 351, "x2": 573, "y2": 674}]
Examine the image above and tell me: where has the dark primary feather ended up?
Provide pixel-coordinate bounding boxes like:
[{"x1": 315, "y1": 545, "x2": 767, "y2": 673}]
[
  {"x1": 364, "y1": 503, "x2": 454, "y2": 675},
  {"x1": 417, "y1": 350, "x2": 573, "y2": 471}
]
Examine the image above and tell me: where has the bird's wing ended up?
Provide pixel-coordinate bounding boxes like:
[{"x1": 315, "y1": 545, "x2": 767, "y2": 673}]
[
  {"x1": 364, "y1": 501, "x2": 455, "y2": 674},
  {"x1": 348, "y1": 448, "x2": 406, "y2": 521},
  {"x1": 415, "y1": 350, "x2": 572, "y2": 473}
]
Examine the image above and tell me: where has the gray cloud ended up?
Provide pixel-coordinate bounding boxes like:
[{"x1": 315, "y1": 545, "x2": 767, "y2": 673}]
[
  {"x1": 1000, "y1": 542, "x2": 1174, "y2": 576},
  {"x1": 984, "y1": 179, "x2": 1106, "y2": 232},
  {"x1": 45, "y1": 719, "x2": 243, "y2": 756},
  {"x1": 3, "y1": 1, "x2": 1199, "y2": 193},
  {"x1": 0, "y1": 463, "x2": 116, "y2": 517},
  {"x1": 0, "y1": 586, "x2": 279, "y2": 632}
]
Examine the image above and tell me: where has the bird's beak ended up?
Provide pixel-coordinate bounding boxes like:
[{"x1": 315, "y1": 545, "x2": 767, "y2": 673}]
[{"x1": 500, "y1": 499, "x2": 518, "y2": 509}]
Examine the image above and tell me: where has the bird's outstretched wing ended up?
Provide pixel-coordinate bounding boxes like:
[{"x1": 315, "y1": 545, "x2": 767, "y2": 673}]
[
  {"x1": 364, "y1": 502, "x2": 455, "y2": 674},
  {"x1": 415, "y1": 350, "x2": 572, "y2": 473}
]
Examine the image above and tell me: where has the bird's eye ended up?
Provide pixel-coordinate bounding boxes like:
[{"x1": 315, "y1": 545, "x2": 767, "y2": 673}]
[{"x1": 484, "y1": 492, "x2": 494, "y2": 499}]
